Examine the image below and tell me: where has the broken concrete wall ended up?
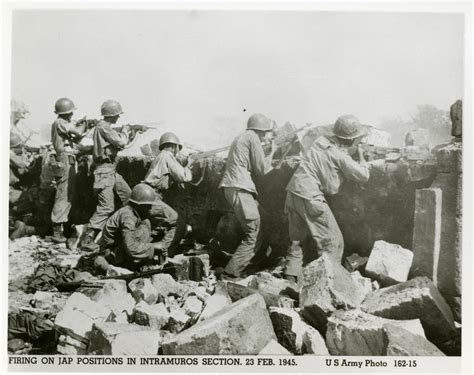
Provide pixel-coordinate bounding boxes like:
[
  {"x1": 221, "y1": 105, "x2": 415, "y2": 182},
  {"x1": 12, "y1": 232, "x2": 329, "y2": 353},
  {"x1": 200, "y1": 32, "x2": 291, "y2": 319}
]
[{"x1": 411, "y1": 142, "x2": 462, "y2": 321}]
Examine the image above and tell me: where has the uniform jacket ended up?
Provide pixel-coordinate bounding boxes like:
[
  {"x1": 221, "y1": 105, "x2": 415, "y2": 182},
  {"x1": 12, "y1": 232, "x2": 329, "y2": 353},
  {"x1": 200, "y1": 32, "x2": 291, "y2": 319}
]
[
  {"x1": 219, "y1": 130, "x2": 270, "y2": 194},
  {"x1": 286, "y1": 136, "x2": 369, "y2": 200},
  {"x1": 99, "y1": 204, "x2": 154, "y2": 264},
  {"x1": 92, "y1": 120, "x2": 129, "y2": 163},
  {"x1": 144, "y1": 149, "x2": 192, "y2": 196}
]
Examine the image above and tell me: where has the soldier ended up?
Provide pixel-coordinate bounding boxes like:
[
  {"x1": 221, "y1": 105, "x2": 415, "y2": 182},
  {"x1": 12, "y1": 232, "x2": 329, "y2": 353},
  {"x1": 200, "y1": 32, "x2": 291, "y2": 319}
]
[
  {"x1": 93, "y1": 183, "x2": 158, "y2": 273},
  {"x1": 49, "y1": 98, "x2": 89, "y2": 243},
  {"x1": 81, "y1": 100, "x2": 132, "y2": 251},
  {"x1": 218, "y1": 113, "x2": 276, "y2": 278},
  {"x1": 10, "y1": 99, "x2": 30, "y2": 141},
  {"x1": 9, "y1": 134, "x2": 33, "y2": 220},
  {"x1": 283, "y1": 115, "x2": 369, "y2": 282},
  {"x1": 143, "y1": 132, "x2": 192, "y2": 257}
]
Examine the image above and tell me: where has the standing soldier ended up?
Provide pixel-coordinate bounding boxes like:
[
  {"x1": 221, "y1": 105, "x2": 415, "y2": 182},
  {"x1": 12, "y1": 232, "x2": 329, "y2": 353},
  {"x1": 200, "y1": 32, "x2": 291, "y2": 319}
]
[
  {"x1": 49, "y1": 98, "x2": 88, "y2": 243},
  {"x1": 218, "y1": 113, "x2": 276, "y2": 278},
  {"x1": 81, "y1": 100, "x2": 132, "y2": 251},
  {"x1": 143, "y1": 132, "x2": 192, "y2": 257},
  {"x1": 283, "y1": 114, "x2": 369, "y2": 282}
]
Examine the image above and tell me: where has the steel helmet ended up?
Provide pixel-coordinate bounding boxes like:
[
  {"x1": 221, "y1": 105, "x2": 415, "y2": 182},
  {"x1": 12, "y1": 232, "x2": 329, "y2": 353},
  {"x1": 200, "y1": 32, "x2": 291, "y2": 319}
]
[
  {"x1": 101, "y1": 100, "x2": 124, "y2": 117},
  {"x1": 159, "y1": 132, "x2": 182, "y2": 150},
  {"x1": 333, "y1": 114, "x2": 365, "y2": 139},
  {"x1": 54, "y1": 98, "x2": 77, "y2": 114},
  {"x1": 11, "y1": 99, "x2": 29, "y2": 118},
  {"x1": 129, "y1": 183, "x2": 156, "y2": 205},
  {"x1": 247, "y1": 113, "x2": 273, "y2": 132},
  {"x1": 10, "y1": 134, "x2": 23, "y2": 148}
]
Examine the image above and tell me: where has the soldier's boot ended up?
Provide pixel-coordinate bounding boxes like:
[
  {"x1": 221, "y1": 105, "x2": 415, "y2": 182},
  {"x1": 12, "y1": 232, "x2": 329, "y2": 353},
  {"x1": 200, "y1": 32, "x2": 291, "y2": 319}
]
[
  {"x1": 10, "y1": 220, "x2": 36, "y2": 240},
  {"x1": 80, "y1": 228, "x2": 100, "y2": 252},
  {"x1": 51, "y1": 224, "x2": 67, "y2": 243}
]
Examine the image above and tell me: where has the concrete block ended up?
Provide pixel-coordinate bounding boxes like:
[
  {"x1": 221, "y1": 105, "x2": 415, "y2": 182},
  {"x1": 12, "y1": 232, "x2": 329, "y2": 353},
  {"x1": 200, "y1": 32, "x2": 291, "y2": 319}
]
[
  {"x1": 91, "y1": 280, "x2": 136, "y2": 323},
  {"x1": 161, "y1": 294, "x2": 276, "y2": 355},
  {"x1": 88, "y1": 322, "x2": 161, "y2": 355},
  {"x1": 226, "y1": 282, "x2": 295, "y2": 309},
  {"x1": 166, "y1": 307, "x2": 191, "y2": 333},
  {"x1": 133, "y1": 301, "x2": 170, "y2": 329},
  {"x1": 54, "y1": 292, "x2": 110, "y2": 341},
  {"x1": 430, "y1": 170, "x2": 462, "y2": 304},
  {"x1": 350, "y1": 271, "x2": 374, "y2": 299},
  {"x1": 299, "y1": 253, "x2": 365, "y2": 333},
  {"x1": 343, "y1": 253, "x2": 368, "y2": 272},
  {"x1": 269, "y1": 307, "x2": 328, "y2": 355},
  {"x1": 258, "y1": 339, "x2": 292, "y2": 355},
  {"x1": 182, "y1": 295, "x2": 203, "y2": 318},
  {"x1": 248, "y1": 272, "x2": 299, "y2": 300},
  {"x1": 151, "y1": 273, "x2": 182, "y2": 298},
  {"x1": 436, "y1": 143, "x2": 462, "y2": 174},
  {"x1": 198, "y1": 282, "x2": 232, "y2": 322},
  {"x1": 411, "y1": 188, "x2": 442, "y2": 282},
  {"x1": 450, "y1": 99, "x2": 462, "y2": 137},
  {"x1": 326, "y1": 309, "x2": 443, "y2": 356},
  {"x1": 361, "y1": 276, "x2": 456, "y2": 342},
  {"x1": 365, "y1": 240, "x2": 413, "y2": 285},
  {"x1": 128, "y1": 278, "x2": 158, "y2": 304}
]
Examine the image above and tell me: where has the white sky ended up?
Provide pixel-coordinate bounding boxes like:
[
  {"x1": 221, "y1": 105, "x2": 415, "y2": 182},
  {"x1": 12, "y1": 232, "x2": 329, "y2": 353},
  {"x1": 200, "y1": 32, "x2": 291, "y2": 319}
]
[{"x1": 11, "y1": 10, "x2": 464, "y2": 149}]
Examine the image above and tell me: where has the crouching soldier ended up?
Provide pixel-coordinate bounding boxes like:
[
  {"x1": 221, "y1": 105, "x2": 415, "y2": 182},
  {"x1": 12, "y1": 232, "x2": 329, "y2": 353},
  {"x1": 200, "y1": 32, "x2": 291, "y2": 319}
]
[
  {"x1": 218, "y1": 113, "x2": 276, "y2": 278},
  {"x1": 81, "y1": 100, "x2": 133, "y2": 251},
  {"x1": 283, "y1": 115, "x2": 369, "y2": 282},
  {"x1": 94, "y1": 183, "x2": 159, "y2": 273},
  {"x1": 143, "y1": 132, "x2": 192, "y2": 257}
]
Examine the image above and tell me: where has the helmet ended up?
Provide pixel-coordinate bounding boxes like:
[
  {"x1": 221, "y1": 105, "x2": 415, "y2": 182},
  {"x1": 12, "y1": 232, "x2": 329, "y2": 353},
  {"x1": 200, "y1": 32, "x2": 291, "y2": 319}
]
[
  {"x1": 159, "y1": 132, "x2": 182, "y2": 150},
  {"x1": 247, "y1": 113, "x2": 273, "y2": 132},
  {"x1": 333, "y1": 115, "x2": 364, "y2": 139},
  {"x1": 129, "y1": 183, "x2": 156, "y2": 205},
  {"x1": 101, "y1": 100, "x2": 124, "y2": 117},
  {"x1": 54, "y1": 98, "x2": 77, "y2": 114},
  {"x1": 11, "y1": 99, "x2": 29, "y2": 119},
  {"x1": 10, "y1": 134, "x2": 23, "y2": 148}
]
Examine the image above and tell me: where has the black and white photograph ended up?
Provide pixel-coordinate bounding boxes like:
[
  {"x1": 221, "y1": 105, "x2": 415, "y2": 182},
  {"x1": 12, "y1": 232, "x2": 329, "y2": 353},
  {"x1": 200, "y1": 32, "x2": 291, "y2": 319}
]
[{"x1": 2, "y1": 1, "x2": 472, "y2": 373}]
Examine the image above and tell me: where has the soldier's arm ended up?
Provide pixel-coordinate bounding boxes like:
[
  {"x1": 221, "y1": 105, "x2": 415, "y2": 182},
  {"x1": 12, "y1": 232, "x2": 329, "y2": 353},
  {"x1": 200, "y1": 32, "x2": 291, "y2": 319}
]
[
  {"x1": 121, "y1": 217, "x2": 154, "y2": 261},
  {"x1": 249, "y1": 136, "x2": 273, "y2": 176},
  {"x1": 167, "y1": 155, "x2": 192, "y2": 183},
  {"x1": 338, "y1": 150, "x2": 370, "y2": 183},
  {"x1": 100, "y1": 125, "x2": 130, "y2": 148}
]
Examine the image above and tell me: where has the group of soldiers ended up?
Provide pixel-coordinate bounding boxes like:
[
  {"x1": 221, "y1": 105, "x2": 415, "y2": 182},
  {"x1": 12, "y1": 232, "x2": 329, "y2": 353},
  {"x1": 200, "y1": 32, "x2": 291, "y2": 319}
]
[{"x1": 10, "y1": 97, "x2": 370, "y2": 281}]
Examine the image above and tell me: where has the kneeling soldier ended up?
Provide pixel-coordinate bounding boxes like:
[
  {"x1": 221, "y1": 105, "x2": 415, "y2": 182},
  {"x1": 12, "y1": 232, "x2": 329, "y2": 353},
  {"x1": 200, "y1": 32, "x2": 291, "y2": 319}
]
[{"x1": 94, "y1": 183, "x2": 158, "y2": 272}]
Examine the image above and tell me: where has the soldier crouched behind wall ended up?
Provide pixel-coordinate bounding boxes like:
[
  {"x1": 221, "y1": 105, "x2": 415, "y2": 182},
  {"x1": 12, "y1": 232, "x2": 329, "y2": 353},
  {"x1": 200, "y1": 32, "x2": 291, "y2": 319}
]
[{"x1": 93, "y1": 183, "x2": 167, "y2": 273}]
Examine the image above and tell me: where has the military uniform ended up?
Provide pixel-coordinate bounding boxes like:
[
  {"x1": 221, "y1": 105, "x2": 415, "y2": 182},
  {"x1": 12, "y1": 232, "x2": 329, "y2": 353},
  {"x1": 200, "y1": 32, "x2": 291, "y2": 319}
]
[
  {"x1": 50, "y1": 117, "x2": 77, "y2": 224},
  {"x1": 88, "y1": 120, "x2": 131, "y2": 231},
  {"x1": 98, "y1": 204, "x2": 154, "y2": 269},
  {"x1": 143, "y1": 149, "x2": 192, "y2": 252},
  {"x1": 284, "y1": 135, "x2": 369, "y2": 276},
  {"x1": 219, "y1": 129, "x2": 271, "y2": 277},
  {"x1": 9, "y1": 149, "x2": 32, "y2": 216}
]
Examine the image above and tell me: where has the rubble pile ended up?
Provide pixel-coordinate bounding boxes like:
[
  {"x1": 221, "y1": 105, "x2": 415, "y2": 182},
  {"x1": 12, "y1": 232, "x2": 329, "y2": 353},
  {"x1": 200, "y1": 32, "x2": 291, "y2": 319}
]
[{"x1": 8, "y1": 234, "x2": 460, "y2": 356}]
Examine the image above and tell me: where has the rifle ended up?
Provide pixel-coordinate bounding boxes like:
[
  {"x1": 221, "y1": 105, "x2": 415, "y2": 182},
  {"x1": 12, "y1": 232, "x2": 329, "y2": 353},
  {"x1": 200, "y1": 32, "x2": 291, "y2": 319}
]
[
  {"x1": 112, "y1": 124, "x2": 156, "y2": 133},
  {"x1": 56, "y1": 264, "x2": 168, "y2": 292},
  {"x1": 189, "y1": 145, "x2": 231, "y2": 161},
  {"x1": 273, "y1": 122, "x2": 314, "y2": 146},
  {"x1": 359, "y1": 144, "x2": 401, "y2": 155}
]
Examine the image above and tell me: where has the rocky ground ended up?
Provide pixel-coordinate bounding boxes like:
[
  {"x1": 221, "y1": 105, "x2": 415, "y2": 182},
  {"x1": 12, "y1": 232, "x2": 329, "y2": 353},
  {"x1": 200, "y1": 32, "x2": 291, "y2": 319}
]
[{"x1": 7, "y1": 235, "x2": 461, "y2": 356}]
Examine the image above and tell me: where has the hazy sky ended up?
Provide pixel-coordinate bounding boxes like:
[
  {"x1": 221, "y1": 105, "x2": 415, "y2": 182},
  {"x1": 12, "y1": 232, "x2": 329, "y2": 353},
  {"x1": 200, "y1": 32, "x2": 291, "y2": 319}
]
[{"x1": 11, "y1": 10, "x2": 464, "y2": 148}]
